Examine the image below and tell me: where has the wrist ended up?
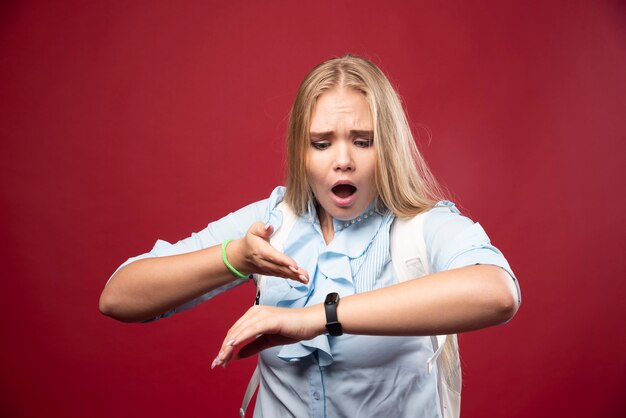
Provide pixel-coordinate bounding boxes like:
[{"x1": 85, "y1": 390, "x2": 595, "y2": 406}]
[
  {"x1": 305, "y1": 304, "x2": 328, "y2": 337},
  {"x1": 222, "y1": 239, "x2": 249, "y2": 279}
]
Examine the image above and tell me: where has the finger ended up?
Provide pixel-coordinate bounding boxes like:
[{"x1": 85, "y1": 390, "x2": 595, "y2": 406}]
[
  {"x1": 213, "y1": 307, "x2": 279, "y2": 368},
  {"x1": 287, "y1": 265, "x2": 310, "y2": 284},
  {"x1": 258, "y1": 250, "x2": 309, "y2": 282},
  {"x1": 253, "y1": 257, "x2": 308, "y2": 283},
  {"x1": 211, "y1": 338, "x2": 236, "y2": 369},
  {"x1": 211, "y1": 307, "x2": 260, "y2": 369},
  {"x1": 246, "y1": 228, "x2": 308, "y2": 283},
  {"x1": 223, "y1": 313, "x2": 284, "y2": 362},
  {"x1": 249, "y1": 221, "x2": 273, "y2": 240},
  {"x1": 290, "y1": 265, "x2": 310, "y2": 282},
  {"x1": 258, "y1": 260, "x2": 309, "y2": 284},
  {"x1": 245, "y1": 222, "x2": 310, "y2": 279}
]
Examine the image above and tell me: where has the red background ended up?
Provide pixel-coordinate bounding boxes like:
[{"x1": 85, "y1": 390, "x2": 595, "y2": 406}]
[{"x1": 1, "y1": 1, "x2": 625, "y2": 417}]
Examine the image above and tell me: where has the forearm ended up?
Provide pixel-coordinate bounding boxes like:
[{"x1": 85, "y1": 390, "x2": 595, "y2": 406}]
[
  {"x1": 338, "y1": 264, "x2": 519, "y2": 336},
  {"x1": 100, "y1": 223, "x2": 309, "y2": 323},
  {"x1": 100, "y1": 241, "x2": 246, "y2": 323},
  {"x1": 215, "y1": 265, "x2": 519, "y2": 365}
]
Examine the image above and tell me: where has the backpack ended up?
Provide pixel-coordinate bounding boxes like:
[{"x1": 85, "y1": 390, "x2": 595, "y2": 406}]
[{"x1": 240, "y1": 201, "x2": 461, "y2": 418}]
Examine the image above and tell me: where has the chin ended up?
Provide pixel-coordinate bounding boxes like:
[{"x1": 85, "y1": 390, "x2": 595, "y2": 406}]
[{"x1": 329, "y1": 204, "x2": 366, "y2": 221}]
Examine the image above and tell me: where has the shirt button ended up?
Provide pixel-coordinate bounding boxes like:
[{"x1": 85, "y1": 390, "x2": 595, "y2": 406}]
[{"x1": 313, "y1": 391, "x2": 321, "y2": 400}]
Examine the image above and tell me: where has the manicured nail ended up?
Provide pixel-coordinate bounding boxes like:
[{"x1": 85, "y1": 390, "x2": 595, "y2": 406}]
[
  {"x1": 227, "y1": 338, "x2": 236, "y2": 346},
  {"x1": 211, "y1": 356, "x2": 219, "y2": 370},
  {"x1": 299, "y1": 274, "x2": 308, "y2": 283},
  {"x1": 288, "y1": 265, "x2": 298, "y2": 273}
]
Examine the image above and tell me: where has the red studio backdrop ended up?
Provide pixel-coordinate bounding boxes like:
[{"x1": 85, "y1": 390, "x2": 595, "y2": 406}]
[{"x1": 1, "y1": 1, "x2": 625, "y2": 417}]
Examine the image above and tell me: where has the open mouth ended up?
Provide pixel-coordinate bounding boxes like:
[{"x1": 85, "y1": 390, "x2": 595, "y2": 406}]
[{"x1": 332, "y1": 184, "x2": 357, "y2": 198}]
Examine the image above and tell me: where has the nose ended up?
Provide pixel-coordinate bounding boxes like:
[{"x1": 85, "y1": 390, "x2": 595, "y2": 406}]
[{"x1": 333, "y1": 142, "x2": 354, "y2": 171}]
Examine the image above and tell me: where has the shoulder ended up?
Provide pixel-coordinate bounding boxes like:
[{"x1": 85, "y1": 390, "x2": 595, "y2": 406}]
[
  {"x1": 423, "y1": 202, "x2": 515, "y2": 276},
  {"x1": 393, "y1": 200, "x2": 471, "y2": 239},
  {"x1": 394, "y1": 201, "x2": 519, "y2": 301},
  {"x1": 225, "y1": 186, "x2": 300, "y2": 237},
  {"x1": 422, "y1": 200, "x2": 472, "y2": 232},
  {"x1": 420, "y1": 200, "x2": 489, "y2": 256},
  {"x1": 264, "y1": 186, "x2": 288, "y2": 226},
  {"x1": 390, "y1": 201, "x2": 470, "y2": 270}
]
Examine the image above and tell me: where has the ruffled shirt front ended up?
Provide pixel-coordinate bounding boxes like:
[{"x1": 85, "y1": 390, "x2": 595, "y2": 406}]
[{"x1": 260, "y1": 195, "x2": 394, "y2": 366}]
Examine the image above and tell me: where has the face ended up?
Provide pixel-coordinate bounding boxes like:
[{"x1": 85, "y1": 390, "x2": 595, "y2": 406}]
[{"x1": 306, "y1": 87, "x2": 377, "y2": 224}]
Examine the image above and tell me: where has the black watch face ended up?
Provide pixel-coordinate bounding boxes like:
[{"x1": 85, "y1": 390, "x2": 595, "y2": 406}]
[
  {"x1": 326, "y1": 322, "x2": 342, "y2": 336},
  {"x1": 325, "y1": 292, "x2": 339, "y2": 305}
]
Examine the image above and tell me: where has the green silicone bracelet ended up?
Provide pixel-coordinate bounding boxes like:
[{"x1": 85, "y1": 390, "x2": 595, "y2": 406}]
[{"x1": 221, "y1": 240, "x2": 249, "y2": 279}]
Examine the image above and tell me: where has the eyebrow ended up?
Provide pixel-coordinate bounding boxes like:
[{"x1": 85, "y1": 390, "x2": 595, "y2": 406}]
[{"x1": 309, "y1": 130, "x2": 374, "y2": 140}]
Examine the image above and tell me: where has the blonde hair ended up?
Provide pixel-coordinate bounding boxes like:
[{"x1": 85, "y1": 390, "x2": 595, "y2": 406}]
[{"x1": 285, "y1": 55, "x2": 443, "y2": 217}]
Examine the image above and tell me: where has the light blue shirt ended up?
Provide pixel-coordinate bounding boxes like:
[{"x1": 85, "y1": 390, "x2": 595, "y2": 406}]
[{"x1": 115, "y1": 186, "x2": 518, "y2": 417}]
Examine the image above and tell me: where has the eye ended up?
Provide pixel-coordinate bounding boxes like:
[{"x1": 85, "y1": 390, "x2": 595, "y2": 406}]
[
  {"x1": 354, "y1": 138, "x2": 373, "y2": 148},
  {"x1": 311, "y1": 141, "x2": 330, "y2": 150}
]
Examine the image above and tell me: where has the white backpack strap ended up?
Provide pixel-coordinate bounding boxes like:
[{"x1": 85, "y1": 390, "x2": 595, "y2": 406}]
[
  {"x1": 239, "y1": 364, "x2": 261, "y2": 418},
  {"x1": 390, "y1": 211, "x2": 461, "y2": 418},
  {"x1": 268, "y1": 201, "x2": 298, "y2": 252},
  {"x1": 437, "y1": 334, "x2": 462, "y2": 418},
  {"x1": 427, "y1": 335, "x2": 447, "y2": 374},
  {"x1": 390, "y1": 213, "x2": 430, "y2": 280},
  {"x1": 242, "y1": 201, "x2": 298, "y2": 417},
  {"x1": 391, "y1": 212, "x2": 445, "y2": 372}
]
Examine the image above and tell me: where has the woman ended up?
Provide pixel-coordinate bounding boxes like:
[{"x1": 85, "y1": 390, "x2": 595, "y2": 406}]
[{"x1": 100, "y1": 55, "x2": 520, "y2": 417}]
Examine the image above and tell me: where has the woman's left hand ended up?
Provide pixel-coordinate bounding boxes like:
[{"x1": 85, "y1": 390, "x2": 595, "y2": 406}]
[{"x1": 211, "y1": 304, "x2": 326, "y2": 369}]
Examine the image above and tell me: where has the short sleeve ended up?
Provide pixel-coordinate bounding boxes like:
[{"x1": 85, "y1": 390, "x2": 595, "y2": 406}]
[
  {"x1": 108, "y1": 186, "x2": 288, "y2": 319},
  {"x1": 423, "y1": 201, "x2": 520, "y2": 303}
]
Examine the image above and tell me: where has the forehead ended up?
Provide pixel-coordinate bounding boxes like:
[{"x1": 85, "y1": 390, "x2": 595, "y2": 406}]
[{"x1": 309, "y1": 87, "x2": 373, "y2": 131}]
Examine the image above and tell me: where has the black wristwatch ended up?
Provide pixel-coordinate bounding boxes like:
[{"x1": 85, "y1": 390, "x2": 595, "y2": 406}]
[{"x1": 324, "y1": 292, "x2": 343, "y2": 336}]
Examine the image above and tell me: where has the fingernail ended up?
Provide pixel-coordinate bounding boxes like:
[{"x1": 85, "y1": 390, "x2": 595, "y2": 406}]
[
  {"x1": 221, "y1": 360, "x2": 228, "y2": 369},
  {"x1": 299, "y1": 274, "x2": 308, "y2": 283},
  {"x1": 264, "y1": 223, "x2": 271, "y2": 230},
  {"x1": 211, "y1": 357, "x2": 219, "y2": 370},
  {"x1": 227, "y1": 338, "x2": 236, "y2": 346},
  {"x1": 288, "y1": 265, "x2": 298, "y2": 273}
]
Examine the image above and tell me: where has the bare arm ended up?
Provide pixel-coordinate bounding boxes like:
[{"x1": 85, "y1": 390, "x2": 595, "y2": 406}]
[
  {"x1": 337, "y1": 265, "x2": 518, "y2": 335},
  {"x1": 212, "y1": 264, "x2": 519, "y2": 367},
  {"x1": 99, "y1": 223, "x2": 309, "y2": 323}
]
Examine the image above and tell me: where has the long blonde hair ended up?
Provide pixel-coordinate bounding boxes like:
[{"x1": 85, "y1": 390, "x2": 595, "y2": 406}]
[{"x1": 285, "y1": 55, "x2": 443, "y2": 217}]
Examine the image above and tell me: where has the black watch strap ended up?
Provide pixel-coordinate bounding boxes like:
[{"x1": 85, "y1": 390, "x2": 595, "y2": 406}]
[{"x1": 324, "y1": 292, "x2": 343, "y2": 336}]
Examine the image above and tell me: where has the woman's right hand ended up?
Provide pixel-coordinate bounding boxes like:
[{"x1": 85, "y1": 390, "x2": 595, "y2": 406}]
[{"x1": 227, "y1": 222, "x2": 309, "y2": 284}]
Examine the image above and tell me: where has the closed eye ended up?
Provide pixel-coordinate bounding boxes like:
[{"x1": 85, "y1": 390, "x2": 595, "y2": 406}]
[
  {"x1": 311, "y1": 141, "x2": 330, "y2": 150},
  {"x1": 354, "y1": 138, "x2": 373, "y2": 148}
]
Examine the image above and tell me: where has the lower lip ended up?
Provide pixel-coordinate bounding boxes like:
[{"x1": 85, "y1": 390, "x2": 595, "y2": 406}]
[{"x1": 331, "y1": 191, "x2": 356, "y2": 208}]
